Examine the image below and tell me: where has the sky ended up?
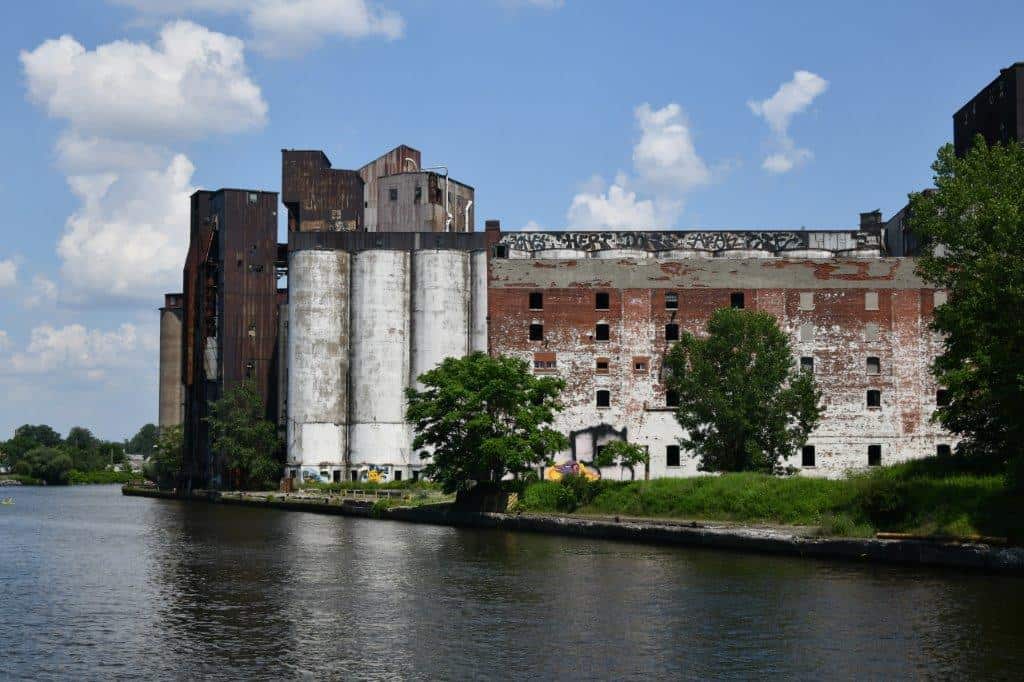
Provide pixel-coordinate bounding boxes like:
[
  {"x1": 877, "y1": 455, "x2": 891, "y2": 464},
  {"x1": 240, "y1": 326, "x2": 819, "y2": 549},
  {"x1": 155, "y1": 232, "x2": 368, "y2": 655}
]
[{"x1": 0, "y1": 0, "x2": 1021, "y2": 442}]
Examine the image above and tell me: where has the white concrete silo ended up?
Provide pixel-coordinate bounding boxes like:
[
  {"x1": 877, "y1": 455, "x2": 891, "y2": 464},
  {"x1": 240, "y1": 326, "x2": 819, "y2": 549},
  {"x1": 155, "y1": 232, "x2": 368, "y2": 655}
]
[{"x1": 411, "y1": 250, "x2": 471, "y2": 387}]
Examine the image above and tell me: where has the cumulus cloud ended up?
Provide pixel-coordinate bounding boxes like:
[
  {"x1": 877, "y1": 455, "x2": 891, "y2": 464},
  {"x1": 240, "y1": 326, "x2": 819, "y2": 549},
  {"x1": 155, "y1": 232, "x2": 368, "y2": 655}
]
[
  {"x1": 568, "y1": 104, "x2": 710, "y2": 229},
  {"x1": 23, "y1": 275, "x2": 59, "y2": 309},
  {"x1": 748, "y1": 70, "x2": 827, "y2": 174},
  {"x1": 4, "y1": 323, "x2": 139, "y2": 376},
  {"x1": 0, "y1": 259, "x2": 17, "y2": 288},
  {"x1": 110, "y1": 0, "x2": 404, "y2": 56},
  {"x1": 20, "y1": 21, "x2": 265, "y2": 303}
]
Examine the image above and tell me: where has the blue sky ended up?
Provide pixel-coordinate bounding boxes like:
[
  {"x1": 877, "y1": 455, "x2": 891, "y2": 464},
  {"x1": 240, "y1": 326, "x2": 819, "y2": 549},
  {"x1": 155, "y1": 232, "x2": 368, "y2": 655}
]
[{"x1": 1, "y1": 0, "x2": 1021, "y2": 441}]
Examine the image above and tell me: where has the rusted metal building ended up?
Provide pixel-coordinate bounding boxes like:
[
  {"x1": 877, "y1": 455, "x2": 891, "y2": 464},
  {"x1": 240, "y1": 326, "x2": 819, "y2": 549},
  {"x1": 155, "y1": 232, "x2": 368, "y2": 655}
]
[{"x1": 181, "y1": 188, "x2": 280, "y2": 490}]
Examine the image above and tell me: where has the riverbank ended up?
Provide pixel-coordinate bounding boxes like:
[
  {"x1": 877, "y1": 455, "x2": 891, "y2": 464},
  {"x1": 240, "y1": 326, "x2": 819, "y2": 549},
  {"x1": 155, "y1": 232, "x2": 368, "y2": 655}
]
[{"x1": 122, "y1": 486, "x2": 1024, "y2": 573}]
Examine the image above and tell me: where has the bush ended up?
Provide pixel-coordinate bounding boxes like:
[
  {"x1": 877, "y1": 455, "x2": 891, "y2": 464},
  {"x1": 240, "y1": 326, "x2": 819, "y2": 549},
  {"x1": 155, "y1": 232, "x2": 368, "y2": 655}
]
[
  {"x1": 852, "y1": 474, "x2": 910, "y2": 526},
  {"x1": 67, "y1": 469, "x2": 134, "y2": 485}
]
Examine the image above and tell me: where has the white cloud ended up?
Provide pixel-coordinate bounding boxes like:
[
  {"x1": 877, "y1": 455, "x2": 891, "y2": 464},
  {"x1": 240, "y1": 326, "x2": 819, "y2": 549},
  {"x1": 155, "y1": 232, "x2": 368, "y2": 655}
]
[
  {"x1": 21, "y1": 22, "x2": 264, "y2": 303},
  {"x1": 521, "y1": 220, "x2": 545, "y2": 231},
  {"x1": 5, "y1": 323, "x2": 139, "y2": 375},
  {"x1": 632, "y1": 103, "x2": 710, "y2": 193},
  {"x1": 0, "y1": 259, "x2": 17, "y2": 288},
  {"x1": 110, "y1": 0, "x2": 404, "y2": 56},
  {"x1": 567, "y1": 104, "x2": 710, "y2": 228},
  {"x1": 748, "y1": 70, "x2": 827, "y2": 174},
  {"x1": 21, "y1": 21, "x2": 266, "y2": 141},
  {"x1": 23, "y1": 275, "x2": 59, "y2": 309}
]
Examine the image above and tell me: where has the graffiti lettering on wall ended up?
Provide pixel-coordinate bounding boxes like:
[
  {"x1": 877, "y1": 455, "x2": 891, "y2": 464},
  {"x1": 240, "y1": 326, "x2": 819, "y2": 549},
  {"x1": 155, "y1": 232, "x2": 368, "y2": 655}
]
[{"x1": 499, "y1": 230, "x2": 879, "y2": 254}]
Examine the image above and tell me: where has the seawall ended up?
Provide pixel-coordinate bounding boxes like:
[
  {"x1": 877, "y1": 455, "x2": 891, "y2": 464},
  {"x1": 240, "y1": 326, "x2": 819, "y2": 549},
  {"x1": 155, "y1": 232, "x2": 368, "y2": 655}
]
[{"x1": 122, "y1": 487, "x2": 1024, "y2": 574}]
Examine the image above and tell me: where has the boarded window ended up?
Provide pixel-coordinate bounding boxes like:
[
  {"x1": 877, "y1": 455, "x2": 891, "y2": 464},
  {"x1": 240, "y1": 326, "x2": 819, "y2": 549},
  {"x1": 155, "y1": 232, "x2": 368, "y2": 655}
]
[
  {"x1": 867, "y1": 390, "x2": 881, "y2": 408},
  {"x1": 665, "y1": 292, "x2": 679, "y2": 310},
  {"x1": 865, "y1": 323, "x2": 879, "y2": 342},
  {"x1": 936, "y1": 389, "x2": 950, "y2": 406},
  {"x1": 529, "y1": 292, "x2": 543, "y2": 310},
  {"x1": 666, "y1": 445, "x2": 681, "y2": 467},
  {"x1": 730, "y1": 292, "x2": 745, "y2": 309},
  {"x1": 799, "y1": 323, "x2": 814, "y2": 342},
  {"x1": 865, "y1": 291, "x2": 879, "y2": 311},
  {"x1": 595, "y1": 358, "x2": 609, "y2": 374},
  {"x1": 802, "y1": 445, "x2": 816, "y2": 467},
  {"x1": 595, "y1": 323, "x2": 610, "y2": 341},
  {"x1": 800, "y1": 356, "x2": 814, "y2": 372},
  {"x1": 388, "y1": 188, "x2": 398, "y2": 201},
  {"x1": 934, "y1": 290, "x2": 948, "y2": 306},
  {"x1": 666, "y1": 390, "x2": 680, "y2": 407},
  {"x1": 529, "y1": 324, "x2": 543, "y2": 341},
  {"x1": 868, "y1": 444, "x2": 882, "y2": 466},
  {"x1": 665, "y1": 323, "x2": 680, "y2": 341},
  {"x1": 866, "y1": 356, "x2": 880, "y2": 374},
  {"x1": 595, "y1": 292, "x2": 610, "y2": 310},
  {"x1": 799, "y1": 292, "x2": 814, "y2": 311},
  {"x1": 247, "y1": 192, "x2": 258, "y2": 205},
  {"x1": 533, "y1": 352, "x2": 556, "y2": 372},
  {"x1": 936, "y1": 444, "x2": 951, "y2": 457},
  {"x1": 596, "y1": 390, "x2": 611, "y2": 408}
]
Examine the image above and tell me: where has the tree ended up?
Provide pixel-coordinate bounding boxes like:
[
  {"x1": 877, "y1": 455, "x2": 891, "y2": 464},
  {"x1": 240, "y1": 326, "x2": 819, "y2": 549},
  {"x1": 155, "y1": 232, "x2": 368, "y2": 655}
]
[
  {"x1": 909, "y1": 138, "x2": 1024, "y2": 470},
  {"x1": 664, "y1": 307, "x2": 822, "y2": 474},
  {"x1": 145, "y1": 424, "x2": 183, "y2": 489},
  {"x1": 65, "y1": 426, "x2": 98, "y2": 452},
  {"x1": 22, "y1": 446, "x2": 74, "y2": 485},
  {"x1": 206, "y1": 381, "x2": 281, "y2": 490},
  {"x1": 127, "y1": 424, "x2": 158, "y2": 455},
  {"x1": 2, "y1": 424, "x2": 62, "y2": 464},
  {"x1": 593, "y1": 440, "x2": 650, "y2": 480},
  {"x1": 406, "y1": 352, "x2": 569, "y2": 495}
]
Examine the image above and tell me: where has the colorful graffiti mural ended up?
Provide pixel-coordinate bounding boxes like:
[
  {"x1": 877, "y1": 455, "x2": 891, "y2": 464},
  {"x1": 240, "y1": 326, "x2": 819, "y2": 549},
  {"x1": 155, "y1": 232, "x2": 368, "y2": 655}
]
[{"x1": 544, "y1": 461, "x2": 601, "y2": 482}]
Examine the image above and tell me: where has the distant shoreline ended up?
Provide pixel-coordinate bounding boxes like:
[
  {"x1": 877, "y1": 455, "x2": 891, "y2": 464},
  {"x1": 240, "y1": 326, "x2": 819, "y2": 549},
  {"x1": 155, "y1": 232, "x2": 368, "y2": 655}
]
[{"x1": 122, "y1": 486, "x2": 1024, "y2": 574}]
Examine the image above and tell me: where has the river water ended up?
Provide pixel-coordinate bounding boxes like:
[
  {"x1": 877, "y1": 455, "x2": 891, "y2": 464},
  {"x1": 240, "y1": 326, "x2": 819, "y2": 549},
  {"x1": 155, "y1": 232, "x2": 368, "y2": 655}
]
[{"x1": 1, "y1": 485, "x2": 1022, "y2": 680}]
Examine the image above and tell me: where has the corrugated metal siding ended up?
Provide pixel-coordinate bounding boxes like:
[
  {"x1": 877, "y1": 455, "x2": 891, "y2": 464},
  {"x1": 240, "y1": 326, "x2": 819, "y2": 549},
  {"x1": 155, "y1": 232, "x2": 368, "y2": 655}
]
[{"x1": 289, "y1": 230, "x2": 488, "y2": 252}]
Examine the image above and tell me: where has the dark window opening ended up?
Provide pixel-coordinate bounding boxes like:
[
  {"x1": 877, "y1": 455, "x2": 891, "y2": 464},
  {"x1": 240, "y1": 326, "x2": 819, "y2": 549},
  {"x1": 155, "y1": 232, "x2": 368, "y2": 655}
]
[
  {"x1": 332, "y1": 470, "x2": 341, "y2": 483},
  {"x1": 937, "y1": 444, "x2": 951, "y2": 457},
  {"x1": 866, "y1": 356, "x2": 880, "y2": 375},
  {"x1": 731, "y1": 292, "x2": 745, "y2": 309},
  {"x1": 634, "y1": 360, "x2": 648, "y2": 372},
  {"x1": 595, "y1": 359, "x2": 609, "y2": 373},
  {"x1": 666, "y1": 292, "x2": 679, "y2": 310},
  {"x1": 529, "y1": 324, "x2": 544, "y2": 341},
  {"x1": 534, "y1": 359, "x2": 556, "y2": 371},
  {"x1": 595, "y1": 292, "x2": 610, "y2": 310},
  {"x1": 529, "y1": 292, "x2": 543, "y2": 310},
  {"x1": 414, "y1": 186, "x2": 422, "y2": 204},
  {"x1": 665, "y1": 323, "x2": 680, "y2": 341},
  {"x1": 412, "y1": 470, "x2": 420, "y2": 481},
  {"x1": 800, "y1": 356, "x2": 814, "y2": 372},
  {"x1": 868, "y1": 444, "x2": 882, "y2": 467},
  {"x1": 866, "y1": 390, "x2": 881, "y2": 408},
  {"x1": 802, "y1": 445, "x2": 816, "y2": 467},
  {"x1": 596, "y1": 390, "x2": 611, "y2": 408},
  {"x1": 666, "y1": 390, "x2": 680, "y2": 407},
  {"x1": 595, "y1": 323, "x2": 610, "y2": 341},
  {"x1": 394, "y1": 471, "x2": 402, "y2": 481},
  {"x1": 388, "y1": 188, "x2": 398, "y2": 201},
  {"x1": 350, "y1": 470, "x2": 358, "y2": 482},
  {"x1": 666, "y1": 445, "x2": 681, "y2": 467},
  {"x1": 936, "y1": 389, "x2": 950, "y2": 407},
  {"x1": 493, "y1": 245, "x2": 508, "y2": 258}
]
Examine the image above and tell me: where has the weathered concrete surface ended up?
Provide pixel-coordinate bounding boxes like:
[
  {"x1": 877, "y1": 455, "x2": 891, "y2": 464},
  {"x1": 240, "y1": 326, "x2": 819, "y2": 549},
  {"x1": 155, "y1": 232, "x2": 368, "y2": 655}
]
[
  {"x1": 122, "y1": 488, "x2": 1024, "y2": 574},
  {"x1": 158, "y1": 298, "x2": 184, "y2": 429}
]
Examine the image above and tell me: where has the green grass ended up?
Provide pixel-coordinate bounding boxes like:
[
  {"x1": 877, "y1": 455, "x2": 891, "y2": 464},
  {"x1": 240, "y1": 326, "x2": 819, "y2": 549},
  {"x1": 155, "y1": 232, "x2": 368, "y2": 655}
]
[{"x1": 516, "y1": 456, "x2": 1023, "y2": 541}]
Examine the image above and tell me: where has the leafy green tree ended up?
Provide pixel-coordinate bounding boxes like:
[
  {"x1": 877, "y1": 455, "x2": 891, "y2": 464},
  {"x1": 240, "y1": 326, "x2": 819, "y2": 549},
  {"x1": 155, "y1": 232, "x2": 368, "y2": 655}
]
[
  {"x1": 65, "y1": 426, "x2": 98, "y2": 452},
  {"x1": 2, "y1": 424, "x2": 62, "y2": 464},
  {"x1": 207, "y1": 381, "x2": 281, "y2": 490},
  {"x1": 145, "y1": 424, "x2": 183, "y2": 488},
  {"x1": 593, "y1": 440, "x2": 651, "y2": 480},
  {"x1": 127, "y1": 423, "x2": 159, "y2": 455},
  {"x1": 22, "y1": 446, "x2": 74, "y2": 485},
  {"x1": 909, "y1": 138, "x2": 1024, "y2": 472},
  {"x1": 664, "y1": 307, "x2": 822, "y2": 474},
  {"x1": 406, "y1": 352, "x2": 569, "y2": 494}
]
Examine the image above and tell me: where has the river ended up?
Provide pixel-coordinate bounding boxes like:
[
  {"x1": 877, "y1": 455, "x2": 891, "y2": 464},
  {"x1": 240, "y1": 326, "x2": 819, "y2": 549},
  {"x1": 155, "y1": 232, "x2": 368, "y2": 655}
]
[{"x1": 1, "y1": 485, "x2": 1022, "y2": 680}]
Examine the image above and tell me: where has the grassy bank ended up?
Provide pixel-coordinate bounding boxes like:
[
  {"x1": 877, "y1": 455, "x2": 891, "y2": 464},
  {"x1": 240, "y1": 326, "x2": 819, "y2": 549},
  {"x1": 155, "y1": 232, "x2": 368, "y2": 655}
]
[{"x1": 516, "y1": 456, "x2": 1023, "y2": 541}]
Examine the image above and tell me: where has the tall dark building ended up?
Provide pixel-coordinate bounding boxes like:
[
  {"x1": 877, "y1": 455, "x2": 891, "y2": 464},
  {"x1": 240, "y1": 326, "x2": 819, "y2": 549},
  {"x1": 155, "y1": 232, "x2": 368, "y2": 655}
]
[
  {"x1": 953, "y1": 62, "x2": 1024, "y2": 157},
  {"x1": 181, "y1": 189, "x2": 281, "y2": 490}
]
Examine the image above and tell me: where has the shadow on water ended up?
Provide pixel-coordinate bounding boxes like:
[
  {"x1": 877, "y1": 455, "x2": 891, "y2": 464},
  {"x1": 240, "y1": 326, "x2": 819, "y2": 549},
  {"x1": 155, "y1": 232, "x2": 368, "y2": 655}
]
[{"x1": 2, "y1": 486, "x2": 1023, "y2": 680}]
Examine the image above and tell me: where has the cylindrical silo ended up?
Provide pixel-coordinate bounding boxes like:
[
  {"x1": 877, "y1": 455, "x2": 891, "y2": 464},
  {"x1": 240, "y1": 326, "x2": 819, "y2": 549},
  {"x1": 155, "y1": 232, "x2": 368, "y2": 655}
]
[
  {"x1": 158, "y1": 302, "x2": 183, "y2": 429},
  {"x1": 470, "y1": 250, "x2": 488, "y2": 353},
  {"x1": 349, "y1": 250, "x2": 412, "y2": 470},
  {"x1": 412, "y1": 250, "x2": 471, "y2": 387},
  {"x1": 287, "y1": 249, "x2": 350, "y2": 479}
]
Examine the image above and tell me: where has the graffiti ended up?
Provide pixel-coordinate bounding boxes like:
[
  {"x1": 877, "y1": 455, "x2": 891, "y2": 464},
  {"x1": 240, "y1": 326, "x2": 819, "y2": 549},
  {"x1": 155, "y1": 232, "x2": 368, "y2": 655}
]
[
  {"x1": 499, "y1": 230, "x2": 880, "y2": 255},
  {"x1": 544, "y1": 461, "x2": 601, "y2": 481}
]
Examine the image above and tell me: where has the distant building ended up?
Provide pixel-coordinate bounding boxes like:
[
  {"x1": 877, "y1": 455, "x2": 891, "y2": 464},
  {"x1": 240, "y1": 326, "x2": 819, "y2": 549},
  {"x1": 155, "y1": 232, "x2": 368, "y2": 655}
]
[
  {"x1": 158, "y1": 293, "x2": 184, "y2": 429},
  {"x1": 954, "y1": 62, "x2": 1024, "y2": 158}
]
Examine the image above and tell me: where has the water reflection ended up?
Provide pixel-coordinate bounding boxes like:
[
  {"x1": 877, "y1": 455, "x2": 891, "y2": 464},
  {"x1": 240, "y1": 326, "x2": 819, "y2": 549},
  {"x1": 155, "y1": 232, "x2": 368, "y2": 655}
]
[{"x1": 1, "y1": 486, "x2": 1022, "y2": 681}]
